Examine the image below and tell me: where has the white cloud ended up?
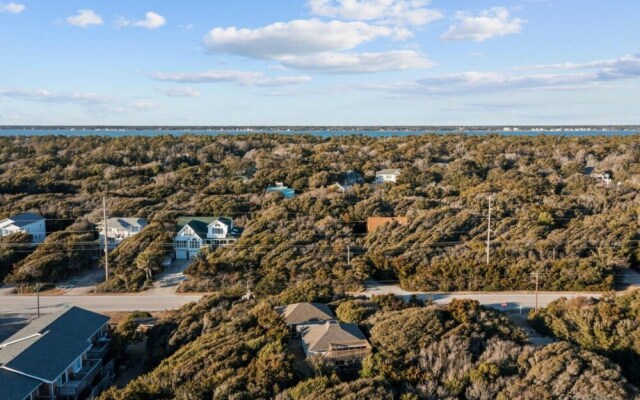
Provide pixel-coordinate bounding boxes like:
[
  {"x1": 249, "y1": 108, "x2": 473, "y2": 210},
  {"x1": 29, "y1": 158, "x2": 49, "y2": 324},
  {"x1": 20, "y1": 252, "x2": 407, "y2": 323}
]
[
  {"x1": 118, "y1": 11, "x2": 166, "y2": 29},
  {"x1": 0, "y1": 87, "x2": 155, "y2": 111},
  {"x1": 65, "y1": 9, "x2": 103, "y2": 27},
  {"x1": 359, "y1": 54, "x2": 640, "y2": 96},
  {"x1": 0, "y1": 2, "x2": 25, "y2": 14},
  {"x1": 441, "y1": 7, "x2": 523, "y2": 42},
  {"x1": 204, "y1": 19, "x2": 406, "y2": 59},
  {"x1": 159, "y1": 86, "x2": 201, "y2": 97},
  {"x1": 308, "y1": 0, "x2": 442, "y2": 26},
  {"x1": 279, "y1": 50, "x2": 433, "y2": 74},
  {"x1": 151, "y1": 69, "x2": 312, "y2": 87}
]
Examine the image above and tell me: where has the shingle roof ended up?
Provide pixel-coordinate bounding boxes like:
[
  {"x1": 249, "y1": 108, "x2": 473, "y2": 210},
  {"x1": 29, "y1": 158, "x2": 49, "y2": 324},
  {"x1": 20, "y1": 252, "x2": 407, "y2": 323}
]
[
  {"x1": 98, "y1": 218, "x2": 147, "y2": 230},
  {"x1": 275, "y1": 302, "x2": 335, "y2": 325},
  {"x1": 0, "y1": 369, "x2": 41, "y2": 400},
  {"x1": 0, "y1": 307, "x2": 108, "y2": 382},
  {"x1": 1, "y1": 213, "x2": 44, "y2": 228},
  {"x1": 176, "y1": 216, "x2": 216, "y2": 238},
  {"x1": 302, "y1": 321, "x2": 369, "y2": 353},
  {"x1": 377, "y1": 169, "x2": 401, "y2": 175}
]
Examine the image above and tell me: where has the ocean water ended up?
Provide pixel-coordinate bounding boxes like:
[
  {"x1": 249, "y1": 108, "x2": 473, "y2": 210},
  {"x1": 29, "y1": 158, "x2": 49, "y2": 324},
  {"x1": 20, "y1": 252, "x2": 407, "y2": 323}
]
[{"x1": 0, "y1": 128, "x2": 638, "y2": 137}]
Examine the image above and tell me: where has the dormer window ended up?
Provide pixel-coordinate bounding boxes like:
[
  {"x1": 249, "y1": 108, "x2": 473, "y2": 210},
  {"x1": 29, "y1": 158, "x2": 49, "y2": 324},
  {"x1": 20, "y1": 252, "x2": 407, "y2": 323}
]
[{"x1": 213, "y1": 227, "x2": 224, "y2": 235}]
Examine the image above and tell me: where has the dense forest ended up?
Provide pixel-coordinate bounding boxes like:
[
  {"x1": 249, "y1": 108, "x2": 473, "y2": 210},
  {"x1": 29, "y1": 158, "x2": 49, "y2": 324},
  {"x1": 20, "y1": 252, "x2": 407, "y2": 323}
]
[
  {"x1": 1, "y1": 134, "x2": 639, "y2": 293},
  {"x1": 99, "y1": 287, "x2": 640, "y2": 399}
]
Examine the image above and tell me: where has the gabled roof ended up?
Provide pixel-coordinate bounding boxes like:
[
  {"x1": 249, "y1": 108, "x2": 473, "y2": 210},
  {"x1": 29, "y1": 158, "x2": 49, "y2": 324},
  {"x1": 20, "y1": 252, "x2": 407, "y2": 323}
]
[
  {"x1": 98, "y1": 217, "x2": 147, "y2": 230},
  {"x1": 0, "y1": 213, "x2": 44, "y2": 228},
  {"x1": 0, "y1": 307, "x2": 108, "y2": 382},
  {"x1": 176, "y1": 216, "x2": 216, "y2": 238},
  {"x1": 0, "y1": 369, "x2": 41, "y2": 400},
  {"x1": 377, "y1": 169, "x2": 401, "y2": 175},
  {"x1": 302, "y1": 321, "x2": 369, "y2": 353},
  {"x1": 275, "y1": 302, "x2": 335, "y2": 325},
  {"x1": 209, "y1": 217, "x2": 232, "y2": 228}
]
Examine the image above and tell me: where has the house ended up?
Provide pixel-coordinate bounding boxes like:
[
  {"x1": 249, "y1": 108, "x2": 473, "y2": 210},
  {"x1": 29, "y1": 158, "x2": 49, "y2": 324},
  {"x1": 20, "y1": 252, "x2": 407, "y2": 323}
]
[
  {"x1": 330, "y1": 170, "x2": 365, "y2": 192},
  {"x1": 590, "y1": 170, "x2": 613, "y2": 185},
  {"x1": 275, "y1": 302, "x2": 335, "y2": 334},
  {"x1": 301, "y1": 321, "x2": 372, "y2": 367},
  {"x1": 0, "y1": 306, "x2": 113, "y2": 400},
  {"x1": 0, "y1": 213, "x2": 46, "y2": 244},
  {"x1": 367, "y1": 216, "x2": 408, "y2": 233},
  {"x1": 173, "y1": 216, "x2": 242, "y2": 260},
  {"x1": 375, "y1": 169, "x2": 401, "y2": 183},
  {"x1": 266, "y1": 182, "x2": 296, "y2": 198},
  {"x1": 96, "y1": 217, "x2": 148, "y2": 250}
]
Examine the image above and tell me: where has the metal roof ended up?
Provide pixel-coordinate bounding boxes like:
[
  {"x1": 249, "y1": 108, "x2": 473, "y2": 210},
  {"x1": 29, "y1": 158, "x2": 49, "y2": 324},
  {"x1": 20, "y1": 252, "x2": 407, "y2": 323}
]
[{"x1": 0, "y1": 307, "x2": 108, "y2": 382}]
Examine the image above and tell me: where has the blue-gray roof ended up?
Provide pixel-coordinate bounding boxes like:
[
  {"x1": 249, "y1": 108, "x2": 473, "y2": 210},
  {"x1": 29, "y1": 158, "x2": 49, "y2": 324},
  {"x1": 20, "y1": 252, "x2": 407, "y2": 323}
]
[
  {"x1": 0, "y1": 369, "x2": 41, "y2": 400},
  {"x1": 0, "y1": 307, "x2": 108, "y2": 382},
  {"x1": 2, "y1": 213, "x2": 44, "y2": 228}
]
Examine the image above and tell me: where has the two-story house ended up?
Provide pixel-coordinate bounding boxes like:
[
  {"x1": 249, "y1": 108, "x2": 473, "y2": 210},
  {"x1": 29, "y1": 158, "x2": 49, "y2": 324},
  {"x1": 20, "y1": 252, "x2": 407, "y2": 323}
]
[
  {"x1": 375, "y1": 169, "x2": 401, "y2": 184},
  {"x1": 0, "y1": 306, "x2": 113, "y2": 400},
  {"x1": 301, "y1": 320, "x2": 372, "y2": 368},
  {"x1": 173, "y1": 216, "x2": 242, "y2": 260},
  {"x1": 96, "y1": 218, "x2": 148, "y2": 250},
  {"x1": 0, "y1": 213, "x2": 46, "y2": 244}
]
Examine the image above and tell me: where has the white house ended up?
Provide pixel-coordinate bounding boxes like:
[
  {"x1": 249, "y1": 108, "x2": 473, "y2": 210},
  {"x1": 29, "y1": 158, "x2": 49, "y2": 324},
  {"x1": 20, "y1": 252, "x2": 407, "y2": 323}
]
[
  {"x1": 375, "y1": 169, "x2": 401, "y2": 183},
  {"x1": 173, "y1": 216, "x2": 242, "y2": 260},
  {"x1": 96, "y1": 218, "x2": 148, "y2": 250},
  {"x1": 0, "y1": 212, "x2": 46, "y2": 243}
]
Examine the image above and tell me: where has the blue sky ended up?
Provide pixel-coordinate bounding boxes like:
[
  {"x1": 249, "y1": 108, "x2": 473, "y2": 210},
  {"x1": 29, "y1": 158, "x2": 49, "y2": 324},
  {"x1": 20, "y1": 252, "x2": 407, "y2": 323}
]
[{"x1": 0, "y1": 0, "x2": 639, "y2": 125}]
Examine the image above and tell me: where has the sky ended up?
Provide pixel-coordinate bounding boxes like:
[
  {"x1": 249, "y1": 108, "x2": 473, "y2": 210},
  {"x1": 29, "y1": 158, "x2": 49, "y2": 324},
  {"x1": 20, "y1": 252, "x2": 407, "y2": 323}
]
[{"x1": 0, "y1": 0, "x2": 639, "y2": 126}]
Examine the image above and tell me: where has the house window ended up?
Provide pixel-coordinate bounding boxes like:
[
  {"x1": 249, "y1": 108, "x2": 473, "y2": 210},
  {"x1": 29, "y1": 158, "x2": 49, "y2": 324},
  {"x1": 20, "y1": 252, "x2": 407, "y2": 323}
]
[
  {"x1": 189, "y1": 239, "x2": 200, "y2": 249},
  {"x1": 213, "y1": 228, "x2": 224, "y2": 235},
  {"x1": 175, "y1": 240, "x2": 187, "y2": 248}
]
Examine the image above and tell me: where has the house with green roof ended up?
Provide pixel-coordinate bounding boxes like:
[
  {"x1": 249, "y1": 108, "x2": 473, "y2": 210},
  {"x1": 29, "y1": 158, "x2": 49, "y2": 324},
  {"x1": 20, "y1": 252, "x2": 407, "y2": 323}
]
[
  {"x1": 173, "y1": 216, "x2": 242, "y2": 259},
  {"x1": 0, "y1": 306, "x2": 112, "y2": 400}
]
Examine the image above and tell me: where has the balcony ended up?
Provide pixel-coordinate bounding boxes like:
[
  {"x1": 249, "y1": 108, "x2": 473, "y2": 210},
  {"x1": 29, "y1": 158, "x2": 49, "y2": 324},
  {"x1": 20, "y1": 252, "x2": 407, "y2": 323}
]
[
  {"x1": 87, "y1": 337, "x2": 111, "y2": 360},
  {"x1": 57, "y1": 359, "x2": 101, "y2": 398}
]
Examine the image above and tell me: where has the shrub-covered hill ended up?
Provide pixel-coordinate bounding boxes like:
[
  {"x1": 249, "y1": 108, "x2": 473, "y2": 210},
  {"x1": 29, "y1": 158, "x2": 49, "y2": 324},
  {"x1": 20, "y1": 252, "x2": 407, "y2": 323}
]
[
  {"x1": 1, "y1": 134, "x2": 640, "y2": 291},
  {"x1": 100, "y1": 292, "x2": 638, "y2": 400}
]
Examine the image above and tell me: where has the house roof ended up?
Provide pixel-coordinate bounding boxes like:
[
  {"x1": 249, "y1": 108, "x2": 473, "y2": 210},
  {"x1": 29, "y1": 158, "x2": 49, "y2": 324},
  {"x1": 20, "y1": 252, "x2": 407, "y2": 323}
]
[
  {"x1": 0, "y1": 307, "x2": 108, "y2": 382},
  {"x1": 266, "y1": 185, "x2": 296, "y2": 198},
  {"x1": 276, "y1": 302, "x2": 335, "y2": 325},
  {"x1": 176, "y1": 217, "x2": 216, "y2": 238},
  {"x1": 302, "y1": 321, "x2": 369, "y2": 353},
  {"x1": 0, "y1": 369, "x2": 41, "y2": 400},
  {"x1": 98, "y1": 217, "x2": 147, "y2": 230},
  {"x1": 176, "y1": 216, "x2": 240, "y2": 239},
  {"x1": 377, "y1": 169, "x2": 401, "y2": 175},
  {"x1": 367, "y1": 216, "x2": 408, "y2": 232},
  {"x1": 0, "y1": 213, "x2": 44, "y2": 228}
]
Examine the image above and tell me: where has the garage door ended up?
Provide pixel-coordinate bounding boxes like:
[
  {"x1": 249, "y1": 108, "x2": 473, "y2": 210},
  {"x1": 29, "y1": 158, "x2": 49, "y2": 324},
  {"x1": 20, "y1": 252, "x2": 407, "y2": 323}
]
[{"x1": 175, "y1": 250, "x2": 188, "y2": 260}]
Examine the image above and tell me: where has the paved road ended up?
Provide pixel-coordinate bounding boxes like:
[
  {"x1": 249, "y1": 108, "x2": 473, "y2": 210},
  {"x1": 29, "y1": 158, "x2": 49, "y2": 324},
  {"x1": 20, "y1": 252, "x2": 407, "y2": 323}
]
[
  {"x1": 353, "y1": 281, "x2": 602, "y2": 310},
  {"x1": 0, "y1": 294, "x2": 204, "y2": 315}
]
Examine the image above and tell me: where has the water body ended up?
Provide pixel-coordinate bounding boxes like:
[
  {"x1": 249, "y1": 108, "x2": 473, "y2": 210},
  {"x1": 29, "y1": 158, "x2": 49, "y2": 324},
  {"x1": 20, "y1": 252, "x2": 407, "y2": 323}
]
[{"x1": 0, "y1": 128, "x2": 638, "y2": 137}]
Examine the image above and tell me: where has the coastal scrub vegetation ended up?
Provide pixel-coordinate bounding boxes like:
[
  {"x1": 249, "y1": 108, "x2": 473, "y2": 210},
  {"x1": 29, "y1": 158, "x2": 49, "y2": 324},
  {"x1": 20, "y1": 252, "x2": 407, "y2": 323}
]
[{"x1": 1, "y1": 134, "x2": 639, "y2": 292}]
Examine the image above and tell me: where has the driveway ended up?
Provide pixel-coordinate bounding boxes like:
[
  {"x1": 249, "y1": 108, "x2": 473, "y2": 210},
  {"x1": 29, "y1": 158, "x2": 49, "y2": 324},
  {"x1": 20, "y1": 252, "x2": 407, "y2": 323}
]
[{"x1": 144, "y1": 259, "x2": 191, "y2": 295}]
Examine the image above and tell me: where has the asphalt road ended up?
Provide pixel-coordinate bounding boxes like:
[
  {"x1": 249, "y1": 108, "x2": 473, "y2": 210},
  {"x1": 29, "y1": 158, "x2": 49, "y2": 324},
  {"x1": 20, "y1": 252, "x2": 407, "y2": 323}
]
[
  {"x1": 353, "y1": 281, "x2": 603, "y2": 311},
  {"x1": 0, "y1": 294, "x2": 204, "y2": 315}
]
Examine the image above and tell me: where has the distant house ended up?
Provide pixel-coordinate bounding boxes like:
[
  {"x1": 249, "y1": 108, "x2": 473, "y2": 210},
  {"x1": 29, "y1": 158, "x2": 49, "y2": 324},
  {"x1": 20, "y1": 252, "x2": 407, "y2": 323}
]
[
  {"x1": 0, "y1": 306, "x2": 113, "y2": 400},
  {"x1": 266, "y1": 182, "x2": 296, "y2": 198},
  {"x1": 301, "y1": 321, "x2": 372, "y2": 367},
  {"x1": 375, "y1": 169, "x2": 401, "y2": 183},
  {"x1": 590, "y1": 170, "x2": 613, "y2": 185},
  {"x1": 173, "y1": 216, "x2": 242, "y2": 260},
  {"x1": 275, "y1": 302, "x2": 335, "y2": 334},
  {"x1": 331, "y1": 170, "x2": 365, "y2": 192},
  {"x1": 96, "y1": 217, "x2": 148, "y2": 250},
  {"x1": 367, "y1": 216, "x2": 408, "y2": 233},
  {"x1": 0, "y1": 213, "x2": 46, "y2": 244}
]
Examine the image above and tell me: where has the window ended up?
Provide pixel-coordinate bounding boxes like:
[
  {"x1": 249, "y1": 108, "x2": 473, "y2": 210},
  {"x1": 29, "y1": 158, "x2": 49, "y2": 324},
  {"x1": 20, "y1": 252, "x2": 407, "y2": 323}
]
[
  {"x1": 213, "y1": 228, "x2": 224, "y2": 235},
  {"x1": 175, "y1": 240, "x2": 187, "y2": 248},
  {"x1": 189, "y1": 239, "x2": 200, "y2": 249}
]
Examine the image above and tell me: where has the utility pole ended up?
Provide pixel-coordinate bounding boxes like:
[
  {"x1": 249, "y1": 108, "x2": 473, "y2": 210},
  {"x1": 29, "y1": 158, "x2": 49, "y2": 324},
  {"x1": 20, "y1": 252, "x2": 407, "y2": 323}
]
[
  {"x1": 486, "y1": 196, "x2": 492, "y2": 265},
  {"x1": 347, "y1": 245, "x2": 351, "y2": 266},
  {"x1": 534, "y1": 270, "x2": 540, "y2": 312},
  {"x1": 102, "y1": 195, "x2": 109, "y2": 282},
  {"x1": 36, "y1": 283, "x2": 41, "y2": 318}
]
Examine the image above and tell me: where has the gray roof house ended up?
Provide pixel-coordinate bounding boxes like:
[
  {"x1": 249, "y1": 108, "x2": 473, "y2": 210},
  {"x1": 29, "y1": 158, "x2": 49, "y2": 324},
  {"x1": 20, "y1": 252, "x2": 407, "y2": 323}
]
[
  {"x1": 301, "y1": 321, "x2": 372, "y2": 367},
  {"x1": 97, "y1": 217, "x2": 148, "y2": 250},
  {"x1": 0, "y1": 212, "x2": 47, "y2": 244},
  {"x1": 0, "y1": 307, "x2": 113, "y2": 400},
  {"x1": 375, "y1": 169, "x2": 401, "y2": 183},
  {"x1": 275, "y1": 302, "x2": 335, "y2": 330}
]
